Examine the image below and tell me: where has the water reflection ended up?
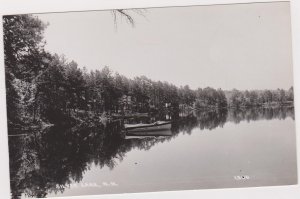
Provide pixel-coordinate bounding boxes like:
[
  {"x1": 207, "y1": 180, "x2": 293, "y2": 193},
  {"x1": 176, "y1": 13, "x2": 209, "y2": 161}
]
[{"x1": 9, "y1": 107, "x2": 295, "y2": 198}]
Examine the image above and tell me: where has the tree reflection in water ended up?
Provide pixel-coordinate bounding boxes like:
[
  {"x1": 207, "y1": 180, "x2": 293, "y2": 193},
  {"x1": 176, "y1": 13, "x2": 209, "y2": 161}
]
[{"x1": 9, "y1": 107, "x2": 294, "y2": 198}]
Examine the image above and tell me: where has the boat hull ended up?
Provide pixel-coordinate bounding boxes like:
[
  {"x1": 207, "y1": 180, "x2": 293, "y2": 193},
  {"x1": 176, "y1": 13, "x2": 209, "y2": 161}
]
[
  {"x1": 125, "y1": 122, "x2": 171, "y2": 133},
  {"x1": 125, "y1": 133, "x2": 171, "y2": 139},
  {"x1": 126, "y1": 124, "x2": 171, "y2": 132}
]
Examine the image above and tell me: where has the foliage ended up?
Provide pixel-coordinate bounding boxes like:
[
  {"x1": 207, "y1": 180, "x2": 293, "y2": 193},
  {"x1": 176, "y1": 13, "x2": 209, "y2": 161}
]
[
  {"x1": 3, "y1": 14, "x2": 294, "y2": 127},
  {"x1": 226, "y1": 88, "x2": 294, "y2": 109}
]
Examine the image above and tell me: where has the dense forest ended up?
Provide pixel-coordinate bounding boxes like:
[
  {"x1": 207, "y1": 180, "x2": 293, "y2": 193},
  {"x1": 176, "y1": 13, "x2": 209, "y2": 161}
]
[{"x1": 3, "y1": 14, "x2": 294, "y2": 129}]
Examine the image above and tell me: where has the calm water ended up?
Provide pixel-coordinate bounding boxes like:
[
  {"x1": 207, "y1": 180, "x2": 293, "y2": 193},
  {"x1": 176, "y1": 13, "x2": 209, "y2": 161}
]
[{"x1": 8, "y1": 107, "x2": 297, "y2": 198}]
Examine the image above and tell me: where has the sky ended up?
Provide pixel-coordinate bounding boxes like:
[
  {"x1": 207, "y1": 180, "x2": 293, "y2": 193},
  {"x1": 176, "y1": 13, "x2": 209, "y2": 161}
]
[{"x1": 36, "y1": 1, "x2": 294, "y2": 90}]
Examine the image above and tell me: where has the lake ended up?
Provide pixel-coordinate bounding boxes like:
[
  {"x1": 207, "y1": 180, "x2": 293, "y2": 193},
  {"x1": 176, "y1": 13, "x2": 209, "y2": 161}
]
[{"x1": 8, "y1": 107, "x2": 297, "y2": 198}]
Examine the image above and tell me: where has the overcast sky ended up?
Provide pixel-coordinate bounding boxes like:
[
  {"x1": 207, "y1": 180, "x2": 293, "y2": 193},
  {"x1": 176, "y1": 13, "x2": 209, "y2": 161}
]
[{"x1": 36, "y1": 1, "x2": 293, "y2": 90}]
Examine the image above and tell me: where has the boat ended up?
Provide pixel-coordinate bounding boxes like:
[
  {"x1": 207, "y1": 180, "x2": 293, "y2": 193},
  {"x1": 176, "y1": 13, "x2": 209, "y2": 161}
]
[
  {"x1": 125, "y1": 134, "x2": 171, "y2": 140},
  {"x1": 124, "y1": 121, "x2": 172, "y2": 133},
  {"x1": 125, "y1": 135, "x2": 160, "y2": 140}
]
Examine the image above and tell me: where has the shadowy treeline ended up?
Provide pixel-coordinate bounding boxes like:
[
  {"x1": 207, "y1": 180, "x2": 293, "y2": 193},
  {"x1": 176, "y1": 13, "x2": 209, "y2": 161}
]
[
  {"x1": 3, "y1": 15, "x2": 294, "y2": 131},
  {"x1": 9, "y1": 107, "x2": 294, "y2": 198},
  {"x1": 225, "y1": 89, "x2": 294, "y2": 109}
]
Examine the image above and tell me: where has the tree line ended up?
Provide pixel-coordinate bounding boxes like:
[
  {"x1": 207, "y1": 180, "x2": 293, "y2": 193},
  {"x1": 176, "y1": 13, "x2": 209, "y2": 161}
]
[
  {"x1": 3, "y1": 14, "x2": 294, "y2": 127},
  {"x1": 226, "y1": 88, "x2": 294, "y2": 108}
]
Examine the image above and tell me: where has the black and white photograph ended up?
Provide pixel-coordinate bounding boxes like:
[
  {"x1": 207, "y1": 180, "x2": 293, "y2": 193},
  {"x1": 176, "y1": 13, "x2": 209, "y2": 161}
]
[{"x1": 2, "y1": 1, "x2": 297, "y2": 198}]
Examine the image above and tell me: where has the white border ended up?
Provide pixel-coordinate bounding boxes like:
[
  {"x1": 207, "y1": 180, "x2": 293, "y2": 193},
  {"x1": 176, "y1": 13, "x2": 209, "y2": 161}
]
[
  {"x1": 0, "y1": 0, "x2": 299, "y2": 199},
  {"x1": 0, "y1": 0, "x2": 290, "y2": 15}
]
